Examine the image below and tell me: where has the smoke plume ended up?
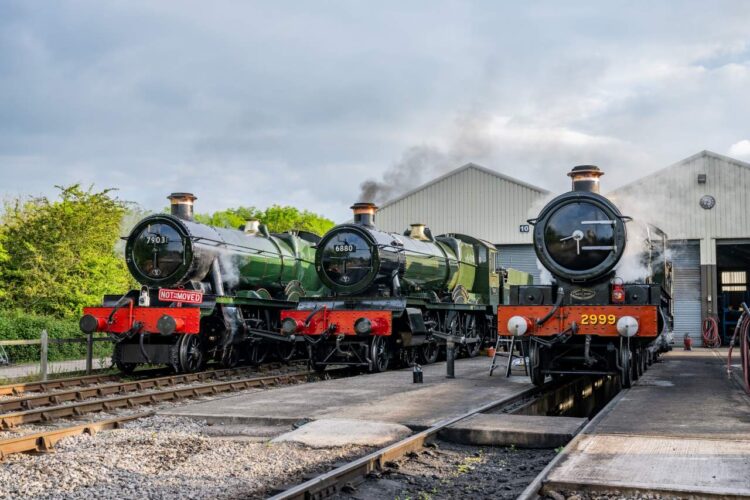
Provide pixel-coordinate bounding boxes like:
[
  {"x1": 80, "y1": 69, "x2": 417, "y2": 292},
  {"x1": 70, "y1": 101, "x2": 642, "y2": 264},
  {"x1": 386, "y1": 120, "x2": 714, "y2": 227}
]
[{"x1": 358, "y1": 115, "x2": 495, "y2": 204}]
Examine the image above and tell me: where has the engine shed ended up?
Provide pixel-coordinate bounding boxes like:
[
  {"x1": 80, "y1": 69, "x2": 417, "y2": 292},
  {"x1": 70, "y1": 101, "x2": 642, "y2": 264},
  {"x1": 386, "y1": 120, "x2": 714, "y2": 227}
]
[{"x1": 376, "y1": 150, "x2": 750, "y2": 345}]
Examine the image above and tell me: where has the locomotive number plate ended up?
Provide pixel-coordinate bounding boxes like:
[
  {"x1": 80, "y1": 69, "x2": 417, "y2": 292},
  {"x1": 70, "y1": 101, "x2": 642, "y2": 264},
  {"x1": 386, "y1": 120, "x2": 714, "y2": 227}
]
[
  {"x1": 146, "y1": 235, "x2": 170, "y2": 245},
  {"x1": 334, "y1": 244, "x2": 356, "y2": 253},
  {"x1": 580, "y1": 313, "x2": 616, "y2": 325}
]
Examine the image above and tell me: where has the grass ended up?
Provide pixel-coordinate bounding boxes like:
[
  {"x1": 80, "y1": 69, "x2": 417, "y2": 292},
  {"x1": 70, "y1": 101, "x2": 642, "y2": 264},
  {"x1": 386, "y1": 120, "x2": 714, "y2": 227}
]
[{"x1": 455, "y1": 452, "x2": 484, "y2": 475}]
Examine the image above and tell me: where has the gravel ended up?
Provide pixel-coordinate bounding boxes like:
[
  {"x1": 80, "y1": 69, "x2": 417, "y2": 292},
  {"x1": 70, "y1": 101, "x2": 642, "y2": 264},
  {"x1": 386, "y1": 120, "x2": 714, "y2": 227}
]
[
  {"x1": 540, "y1": 490, "x2": 684, "y2": 500},
  {"x1": 337, "y1": 440, "x2": 557, "y2": 500},
  {"x1": 0, "y1": 415, "x2": 371, "y2": 499}
]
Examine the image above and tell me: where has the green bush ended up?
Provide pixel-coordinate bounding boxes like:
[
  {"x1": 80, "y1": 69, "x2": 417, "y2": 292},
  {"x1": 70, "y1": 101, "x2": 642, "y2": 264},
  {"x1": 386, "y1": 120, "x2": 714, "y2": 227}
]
[
  {"x1": 0, "y1": 185, "x2": 134, "y2": 319},
  {"x1": 0, "y1": 310, "x2": 111, "y2": 364}
]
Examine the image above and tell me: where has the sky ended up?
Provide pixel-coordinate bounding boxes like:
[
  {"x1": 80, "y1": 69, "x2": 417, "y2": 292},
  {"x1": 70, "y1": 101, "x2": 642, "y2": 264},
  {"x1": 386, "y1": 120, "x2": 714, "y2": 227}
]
[{"x1": 1, "y1": 1, "x2": 749, "y2": 222}]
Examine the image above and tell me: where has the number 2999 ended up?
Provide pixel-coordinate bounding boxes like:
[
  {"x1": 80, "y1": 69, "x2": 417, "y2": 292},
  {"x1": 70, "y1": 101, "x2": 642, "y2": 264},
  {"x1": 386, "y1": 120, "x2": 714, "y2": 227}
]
[{"x1": 580, "y1": 313, "x2": 616, "y2": 325}]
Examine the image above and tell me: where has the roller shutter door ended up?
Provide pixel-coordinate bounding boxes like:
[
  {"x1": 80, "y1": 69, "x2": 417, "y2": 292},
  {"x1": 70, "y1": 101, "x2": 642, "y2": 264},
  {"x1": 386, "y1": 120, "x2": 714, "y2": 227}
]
[
  {"x1": 671, "y1": 241, "x2": 702, "y2": 345},
  {"x1": 496, "y1": 244, "x2": 541, "y2": 284}
]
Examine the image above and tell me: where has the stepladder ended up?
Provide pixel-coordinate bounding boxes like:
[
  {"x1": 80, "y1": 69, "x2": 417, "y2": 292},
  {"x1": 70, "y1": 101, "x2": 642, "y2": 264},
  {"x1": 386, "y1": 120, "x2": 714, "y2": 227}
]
[{"x1": 489, "y1": 335, "x2": 528, "y2": 377}]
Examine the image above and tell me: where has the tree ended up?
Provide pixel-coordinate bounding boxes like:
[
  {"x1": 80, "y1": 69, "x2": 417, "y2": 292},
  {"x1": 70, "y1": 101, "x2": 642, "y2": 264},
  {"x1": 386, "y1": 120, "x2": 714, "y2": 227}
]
[
  {"x1": 194, "y1": 206, "x2": 263, "y2": 229},
  {"x1": 0, "y1": 185, "x2": 134, "y2": 318},
  {"x1": 195, "y1": 205, "x2": 334, "y2": 235},
  {"x1": 0, "y1": 235, "x2": 7, "y2": 301}
]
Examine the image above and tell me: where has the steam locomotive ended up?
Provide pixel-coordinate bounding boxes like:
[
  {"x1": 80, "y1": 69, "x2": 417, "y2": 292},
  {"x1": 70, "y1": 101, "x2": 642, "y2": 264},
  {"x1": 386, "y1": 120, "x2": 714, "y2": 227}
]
[
  {"x1": 80, "y1": 193, "x2": 326, "y2": 373},
  {"x1": 497, "y1": 166, "x2": 673, "y2": 387},
  {"x1": 279, "y1": 203, "x2": 531, "y2": 372}
]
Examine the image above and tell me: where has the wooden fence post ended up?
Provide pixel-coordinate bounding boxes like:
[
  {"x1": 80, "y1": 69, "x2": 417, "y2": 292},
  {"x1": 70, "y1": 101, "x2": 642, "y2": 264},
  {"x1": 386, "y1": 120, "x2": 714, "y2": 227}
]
[
  {"x1": 86, "y1": 334, "x2": 93, "y2": 375},
  {"x1": 40, "y1": 329, "x2": 48, "y2": 381}
]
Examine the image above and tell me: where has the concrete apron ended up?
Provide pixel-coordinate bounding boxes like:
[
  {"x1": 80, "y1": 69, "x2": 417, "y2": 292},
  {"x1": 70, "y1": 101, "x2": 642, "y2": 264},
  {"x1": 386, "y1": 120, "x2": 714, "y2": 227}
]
[
  {"x1": 540, "y1": 349, "x2": 750, "y2": 499},
  {"x1": 160, "y1": 356, "x2": 583, "y2": 448}
]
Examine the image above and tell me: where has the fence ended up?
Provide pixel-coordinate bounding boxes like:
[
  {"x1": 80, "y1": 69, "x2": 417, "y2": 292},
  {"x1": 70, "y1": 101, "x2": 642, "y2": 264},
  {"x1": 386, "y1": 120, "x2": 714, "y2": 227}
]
[{"x1": 0, "y1": 331, "x2": 113, "y2": 380}]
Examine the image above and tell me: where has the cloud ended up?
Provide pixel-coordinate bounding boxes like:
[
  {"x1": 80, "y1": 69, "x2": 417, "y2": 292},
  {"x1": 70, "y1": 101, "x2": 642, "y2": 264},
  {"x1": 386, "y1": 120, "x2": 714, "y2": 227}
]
[
  {"x1": 0, "y1": 1, "x2": 749, "y2": 221},
  {"x1": 729, "y1": 140, "x2": 750, "y2": 160}
]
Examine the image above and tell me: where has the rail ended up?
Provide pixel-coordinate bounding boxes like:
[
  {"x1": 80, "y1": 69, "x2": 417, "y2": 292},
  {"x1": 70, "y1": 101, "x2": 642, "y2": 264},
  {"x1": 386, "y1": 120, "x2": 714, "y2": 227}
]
[
  {"x1": 0, "y1": 367, "x2": 345, "y2": 429},
  {"x1": 268, "y1": 382, "x2": 550, "y2": 500},
  {"x1": 0, "y1": 413, "x2": 152, "y2": 460}
]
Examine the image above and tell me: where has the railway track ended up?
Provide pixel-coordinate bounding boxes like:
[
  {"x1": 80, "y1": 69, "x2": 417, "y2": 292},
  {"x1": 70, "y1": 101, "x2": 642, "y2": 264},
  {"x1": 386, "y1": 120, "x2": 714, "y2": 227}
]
[
  {"x1": 267, "y1": 382, "x2": 553, "y2": 500},
  {"x1": 0, "y1": 361, "x2": 302, "y2": 397},
  {"x1": 0, "y1": 413, "x2": 151, "y2": 460},
  {"x1": 0, "y1": 362, "x2": 304, "y2": 413},
  {"x1": 0, "y1": 366, "x2": 325, "y2": 429},
  {"x1": 0, "y1": 372, "x2": 135, "y2": 397}
]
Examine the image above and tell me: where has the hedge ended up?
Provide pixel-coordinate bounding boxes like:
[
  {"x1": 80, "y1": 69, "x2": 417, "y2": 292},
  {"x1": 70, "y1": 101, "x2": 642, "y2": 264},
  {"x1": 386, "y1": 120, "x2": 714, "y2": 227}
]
[{"x1": 0, "y1": 310, "x2": 112, "y2": 364}]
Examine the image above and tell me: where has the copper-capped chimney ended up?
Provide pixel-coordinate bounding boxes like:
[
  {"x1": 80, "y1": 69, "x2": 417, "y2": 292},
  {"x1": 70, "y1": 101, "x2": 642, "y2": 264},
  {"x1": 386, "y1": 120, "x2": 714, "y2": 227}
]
[
  {"x1": 351, "y1": 202, "x2": 377, "y2": 227},
  {"x1": 168, "y1": 192, "x2": 197, "y2": 221},
  {"x1": 568, "y1": 165, "x2": 604, "y2": 193}
]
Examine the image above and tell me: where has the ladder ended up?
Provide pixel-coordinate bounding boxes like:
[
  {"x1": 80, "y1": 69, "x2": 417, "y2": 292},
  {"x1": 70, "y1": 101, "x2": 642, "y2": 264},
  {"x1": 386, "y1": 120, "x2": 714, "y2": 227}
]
[{"x1": 489, "y1": 335, "x2": 528, "y2": 377}]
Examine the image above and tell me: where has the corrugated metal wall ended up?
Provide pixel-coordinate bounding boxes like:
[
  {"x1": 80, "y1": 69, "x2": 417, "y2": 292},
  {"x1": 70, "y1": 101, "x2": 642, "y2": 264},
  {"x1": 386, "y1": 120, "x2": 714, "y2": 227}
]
[
  {"x1": 497, "y1": 244, "x2": 541, "y2": 283},
  {"x1": 671, "y1": 241, "x2": 702, "y2": 345},
  {"x1": 376, "y1": 164, "x2": 550, "y2": 245},
  {"x1": 608, "y1": 151, "x2": 750, "y2": 265}
]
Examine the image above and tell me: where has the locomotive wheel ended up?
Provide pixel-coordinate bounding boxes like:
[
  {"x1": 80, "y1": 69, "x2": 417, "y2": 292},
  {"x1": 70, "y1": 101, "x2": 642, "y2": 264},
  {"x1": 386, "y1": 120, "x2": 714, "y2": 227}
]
[
  {"x1": 418, "y1": 341, "x2": 439, "y2": 365},
  {"x1": 370, "y1": 336, "x2": 389, "y2": 373},
  {"x1": 275, "y1": 341, "x2": 296, "y2": 363},
  {"x1": 632, "y1": 349, "x2": 641, "y2": 381},
  {"x1": 220, "y1": 345, "x2": 240, "y2": 368},
  {"x1": 620, "y1": 348, "x2": 632, "y2": 388},
  {"x1": 179, "y1": 335, "x2": 205, "y2": 373},
  {"x1": 463, "y1": 316, "x2": 482, "y2": 358},
  {"x1": 401, "y1": 347, "x2": 418, "y2": 367},
  {"x1": 528, "y1": 342, "x2": 545, "y2": 387},
  {"x1": 247, "y1": 342, "x2": 269, "y2": 365},
  {"x1": 113, "y1": 343, "x2": 137, "y2": 375}
]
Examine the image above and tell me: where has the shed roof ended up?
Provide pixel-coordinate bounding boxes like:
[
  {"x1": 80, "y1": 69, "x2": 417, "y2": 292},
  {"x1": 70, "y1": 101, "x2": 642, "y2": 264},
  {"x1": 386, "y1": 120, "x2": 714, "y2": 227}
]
[{"x1": 380, "y1": 162, "x2": 549, "y2": 209}]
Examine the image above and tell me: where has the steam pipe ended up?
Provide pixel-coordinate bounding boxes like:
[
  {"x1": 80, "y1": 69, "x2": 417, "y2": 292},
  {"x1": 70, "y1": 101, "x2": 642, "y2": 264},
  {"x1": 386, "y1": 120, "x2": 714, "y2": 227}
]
[
  {"x1": 211, "y1": 259, "x2": 225, "y2": 296},
  {"x1": 138, "y1": 327, "x2": 151, "y2": 364},
  {"x1": 537, "y1": 287, "x2": 564, "y2": 326}
]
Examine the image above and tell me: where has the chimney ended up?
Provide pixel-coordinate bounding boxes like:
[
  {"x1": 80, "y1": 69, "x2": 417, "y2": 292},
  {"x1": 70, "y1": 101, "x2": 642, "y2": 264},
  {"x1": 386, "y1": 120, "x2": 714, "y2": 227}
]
[
  {"x1": 351, "y1": 202, "x2": 377, "y2": 227},
  {"x1": 568, "y1": 165, "x2": 604, "y2": 193},
  {"x1": 168, "y1": 192, "x2": 197, "y2": 221},
  {"x1": 409, "y1": 223, "x2": 428, "y2": 241},
  {"x1": 244, "y1": 219, "x2": 260, "y2": 235}
]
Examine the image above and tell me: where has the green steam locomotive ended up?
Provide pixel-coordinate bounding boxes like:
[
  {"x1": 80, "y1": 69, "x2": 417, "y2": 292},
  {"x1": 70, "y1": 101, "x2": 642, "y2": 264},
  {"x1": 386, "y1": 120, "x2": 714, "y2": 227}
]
[
  {"x1": 80, "y1": 193, "x2": 326, "y2": 373},
  {"x1": 280, "y1": 202, "x2": 531, "y2": 372}
]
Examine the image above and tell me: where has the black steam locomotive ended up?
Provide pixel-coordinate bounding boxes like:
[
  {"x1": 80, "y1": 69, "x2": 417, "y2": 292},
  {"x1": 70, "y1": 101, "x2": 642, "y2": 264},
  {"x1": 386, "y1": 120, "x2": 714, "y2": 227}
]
[{"x1": 497, "y1": 166, "x2": 673, "y2": 387}]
